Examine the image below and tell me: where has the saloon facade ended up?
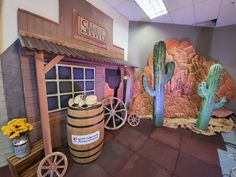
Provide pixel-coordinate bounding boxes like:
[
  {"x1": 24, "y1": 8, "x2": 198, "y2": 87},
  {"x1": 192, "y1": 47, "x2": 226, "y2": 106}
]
[{"x1": 1, "y1": 0, "x2": 136, "y2": 160}]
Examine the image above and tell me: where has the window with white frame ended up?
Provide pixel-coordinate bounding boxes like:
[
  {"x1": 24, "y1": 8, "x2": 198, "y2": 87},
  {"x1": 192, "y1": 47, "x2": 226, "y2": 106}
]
[{"x1": 45, "y1": 64, "x2": 95, "y2": 112}]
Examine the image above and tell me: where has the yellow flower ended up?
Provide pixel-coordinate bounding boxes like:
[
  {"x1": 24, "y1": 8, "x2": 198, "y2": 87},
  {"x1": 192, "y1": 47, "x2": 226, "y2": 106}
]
[{"x1": 1, "y1": 118, "x2": 33, "y2": 139}]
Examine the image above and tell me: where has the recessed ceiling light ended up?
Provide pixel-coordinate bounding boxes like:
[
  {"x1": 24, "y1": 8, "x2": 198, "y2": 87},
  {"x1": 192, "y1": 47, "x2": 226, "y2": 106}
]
[{"x1": 135, "y1": 0, "x2": 168, "y2": 19}]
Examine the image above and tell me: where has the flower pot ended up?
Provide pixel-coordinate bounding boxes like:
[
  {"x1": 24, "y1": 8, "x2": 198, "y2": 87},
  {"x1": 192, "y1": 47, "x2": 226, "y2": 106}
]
[{"x1": 12, "y1": 134, "x2": 30, "y2": 158}]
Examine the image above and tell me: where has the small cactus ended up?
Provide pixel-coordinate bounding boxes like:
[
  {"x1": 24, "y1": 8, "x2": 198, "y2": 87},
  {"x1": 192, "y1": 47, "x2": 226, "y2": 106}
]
[
  {"x1": 196, "y1": 64, "x2": 226, "y2": 131},
  {"x1": 142, "y1": 41, "x2": 175, "y2": 127}
]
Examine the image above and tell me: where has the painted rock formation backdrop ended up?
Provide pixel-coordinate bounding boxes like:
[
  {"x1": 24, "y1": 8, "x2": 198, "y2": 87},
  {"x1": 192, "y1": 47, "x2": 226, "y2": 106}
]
[{"x1": 131, "y1": 39, "x2": 235, "y2": 119}]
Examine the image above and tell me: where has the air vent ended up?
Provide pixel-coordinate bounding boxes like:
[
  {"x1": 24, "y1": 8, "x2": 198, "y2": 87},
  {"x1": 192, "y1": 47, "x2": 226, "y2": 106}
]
[{"x1": 195, "y1": 19, "x2": 217, "y2": 28}]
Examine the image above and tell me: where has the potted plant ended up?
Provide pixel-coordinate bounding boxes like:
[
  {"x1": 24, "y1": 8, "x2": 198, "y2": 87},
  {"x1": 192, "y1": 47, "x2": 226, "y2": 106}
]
[{"x1": 1, "y1": 118, "x2": 33, "y2": 158}]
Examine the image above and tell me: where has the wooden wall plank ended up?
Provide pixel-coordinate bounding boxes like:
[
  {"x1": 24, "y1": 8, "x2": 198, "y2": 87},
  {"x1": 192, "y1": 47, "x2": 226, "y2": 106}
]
[
  {"x1": 35, "y1": 17, "x2": 43, "y2": 36},
  {"x1": 43, "y1": 21, "x2": 50, "y2": 37},
  {"x1": 27, "y1": 14, "x2": 35, "y2": 34},
  {"x1": 18, "y1": 11, "x2": 28, "y2": 32},
  {"x1": 50, "y1": 23, "x2": 57, "y2": 39}
]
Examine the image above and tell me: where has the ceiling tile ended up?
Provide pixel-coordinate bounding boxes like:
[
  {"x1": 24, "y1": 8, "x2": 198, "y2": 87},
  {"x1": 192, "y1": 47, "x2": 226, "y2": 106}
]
[
  {"x1": 218, "y1": 0, "x2": 236, "y2": 18},
  {"x1": 115, "y1": 0, "x2": 148, "y2": 21},
  {"x1": 163, "y1": 0, "x2": 193, "y2": 11},
  {"x1": 151, "y1": 13, "x2": 173, "y2": 23},
  {"x1": 170, "y1": 5, "x2": 195, "y2": 25},
  {"x1": 194, "y1": 0, "x2": 221, "y2": 23},
  {"x1": 104, "y1": 0, "x2": 126, "y2": 8},
  {"x1": 194, "y1": 0, "x2": 206, "y2": 3},
  {"x1": 103, "y1": 0, "x2": 236, "y2": 27}
]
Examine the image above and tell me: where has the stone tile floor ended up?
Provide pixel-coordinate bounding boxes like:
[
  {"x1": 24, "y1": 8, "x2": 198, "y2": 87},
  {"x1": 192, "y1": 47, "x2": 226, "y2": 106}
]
[{"x1": 0, "y1": 119, "x2": 225, "y2": 177}]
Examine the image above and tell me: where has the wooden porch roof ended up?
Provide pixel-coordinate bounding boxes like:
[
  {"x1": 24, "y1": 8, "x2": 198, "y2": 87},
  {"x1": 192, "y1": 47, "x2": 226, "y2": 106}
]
[{"x1": 19, "y1": 35, "x2": 137, "y2": 67}]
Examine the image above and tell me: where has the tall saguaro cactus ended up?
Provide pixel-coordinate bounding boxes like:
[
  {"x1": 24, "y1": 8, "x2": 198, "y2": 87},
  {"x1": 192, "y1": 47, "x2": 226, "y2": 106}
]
[
  {"x1": 142, "y1": 41, "x2": 175, "y2": 127},
  {"x1": 196, "y1": 64, "x2": 226, "y2": 131}
]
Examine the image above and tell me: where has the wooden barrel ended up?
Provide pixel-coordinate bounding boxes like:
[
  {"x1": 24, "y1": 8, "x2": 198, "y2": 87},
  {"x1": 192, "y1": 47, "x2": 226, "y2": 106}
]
[{"x1": 67, "y1": 104, "x2": 104, "y2": 163}]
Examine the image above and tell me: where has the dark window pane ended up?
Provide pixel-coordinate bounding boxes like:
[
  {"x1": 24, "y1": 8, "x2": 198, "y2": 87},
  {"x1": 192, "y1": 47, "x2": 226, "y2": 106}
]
[
  {"x1": 45, "y1": 66, "x2": 56, "y2": 79},
  {"x1": 59, "y1": 82, "x2": 72, "y2": 93},
  {"x1": 85, "y1": 81, "x2": 94, "y2": 90},
  {"x1": 59, "y1": 66, "x2": 71, "y2": 79},
  {"x1": 46, "y1": 82, "x2": 57, "y2": 94},
  {"x1": 85, "y1": 69, "x2": 94, "y2": 79},
  {"x1": 86, "y1": 91, "x2": 94, "y2": 96},
  {"x1": 74, "y1": 81, "x2": 84, "y2": 92},
  {"x1": 47, "y1": 96, "x2": 58, "y2": 111},
  {"x1": 60, "y1": 94, "x2": 72, "y2": 108},
  {"x1": 73, "y1": 68, "x2": 84, "y2": 79}
]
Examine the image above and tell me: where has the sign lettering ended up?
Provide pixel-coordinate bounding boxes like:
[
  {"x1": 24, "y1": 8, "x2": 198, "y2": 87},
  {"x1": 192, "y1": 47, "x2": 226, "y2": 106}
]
[
  {"x1": 72, "y1": 131, "x2": 100, "y2": 145},
  {"x1": 78, "y1": 16, "x2": 107, "y2": 44}
]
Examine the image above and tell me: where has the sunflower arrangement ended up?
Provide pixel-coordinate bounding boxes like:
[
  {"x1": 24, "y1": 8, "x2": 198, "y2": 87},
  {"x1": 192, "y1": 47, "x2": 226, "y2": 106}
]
[{"x1": 1, "y1": 118, "x2": 33, "y2": 139}]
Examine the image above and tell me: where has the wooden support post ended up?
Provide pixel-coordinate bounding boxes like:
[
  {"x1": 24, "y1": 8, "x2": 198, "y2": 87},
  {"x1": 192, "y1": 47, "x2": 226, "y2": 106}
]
[
  {"x1": 35, "y1": 52, "x2": 52, "y2": 155},
  {"x1": 44, "y1": 55, "x2": 64, "y2": 74}
]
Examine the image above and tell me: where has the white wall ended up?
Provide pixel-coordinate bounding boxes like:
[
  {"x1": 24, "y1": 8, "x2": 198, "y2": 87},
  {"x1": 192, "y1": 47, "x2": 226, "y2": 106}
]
[
  {"x1": 0, "y1": 0, "x2": 59, "y2": 53},
  {"x1": 0, "y1": 57, "x2": 12, "y2": 167},
  {"x1": 87, "y1": 0, "x2": 129, "y2": 60},
  {"x1": 0, "y1": 0, "x2": 129, "y2": 60},
  {"x1": 209, "y1": 25, "x2": 236, "y2": 111},
  {"x1": 128, "y1": 22, "x2": 201, "y2": 71}
]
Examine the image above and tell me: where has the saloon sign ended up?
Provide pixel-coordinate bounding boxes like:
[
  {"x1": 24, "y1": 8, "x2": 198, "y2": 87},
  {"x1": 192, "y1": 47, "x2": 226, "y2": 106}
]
[{"x1": 77, "y1": 15, "x2": 107, "y2": 45}]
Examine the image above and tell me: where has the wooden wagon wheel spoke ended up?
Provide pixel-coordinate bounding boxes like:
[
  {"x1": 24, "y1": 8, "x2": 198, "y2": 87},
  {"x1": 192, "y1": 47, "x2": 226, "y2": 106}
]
[
  {"x1": 41, "y1": 165, "x2": 51, "y2": 170},
  {"x1": 53, "y1": 155, "x2": 58, "y2": 163},
  {"x1": 115, "y1": 109, "x2": 126, "y2": 113},
  {"x1": 102, "y1": 97, "x2": 127, "y2": 130},
  {"x1": 56, "y1": 158, "x2": 64, "y2": 165},
  {"x1": 128, "y1": 114, "x2": 140, "y2": 127},
  {"x1": 109, "y1": 98, "x2": 114, "y2": 110},
  {"x1": 38, "y1": 152, "x2": 68, "y2": 177},
  {"x1": 112, "y1": 115, "x2": 116, "y2": 128},
  {"x1": 105, "y1": 115, "x2": 112, "y2": 126},
  {"x1": 133, "y1": 120, "x2": 138, "y2": 124},
  {"x1": 46, "y1": 158, "x2": 53, "y2": 165},
  {"x1": 113, "y1": 100, "x2": 121, "y2": 110},
  {"x1": 104, "y1": 105, "x2": 111, "y2": 112},
  {"x1": 57, "y1": 165, "x2": 66, "y2": 169},
  {"x1": 50, "y1": 172, "x2": 54, "y2": 177},
  {"x1": 55, "y1": 170, "x2": 61, "y2": 176},
  {"x1": 115, "y1": 114, "x2": 124, "y2": 121},
  {"x1": 43, "y1": 170, "x2": 51, "y2": 177}
]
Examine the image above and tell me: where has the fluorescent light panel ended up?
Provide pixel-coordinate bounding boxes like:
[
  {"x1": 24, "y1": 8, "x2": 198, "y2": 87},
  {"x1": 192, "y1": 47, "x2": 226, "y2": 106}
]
[{"x1": 135, "y1": 0, "x2": 168, "y2": 19}]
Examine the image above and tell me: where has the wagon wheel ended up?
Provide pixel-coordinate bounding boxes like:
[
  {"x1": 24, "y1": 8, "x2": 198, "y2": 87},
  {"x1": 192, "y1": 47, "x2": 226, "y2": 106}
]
[
  {"x1": 37, "y1": 152, "x2": 68, "y2": 177},
  {"x1": 102, "y1": 97, "x2": 127, "y2": 130},
  {"x1": 128, "y1": 114, "x2": 140, "y2": 127}
]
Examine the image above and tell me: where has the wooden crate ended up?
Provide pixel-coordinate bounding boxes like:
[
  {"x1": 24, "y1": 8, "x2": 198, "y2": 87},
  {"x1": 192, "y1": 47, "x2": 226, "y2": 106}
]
[{"x1": 8, "y1": 139, "x2": 44, "y2": 177}]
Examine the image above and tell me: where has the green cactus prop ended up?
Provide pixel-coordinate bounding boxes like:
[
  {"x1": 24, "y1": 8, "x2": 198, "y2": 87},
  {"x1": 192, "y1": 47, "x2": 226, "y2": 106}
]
[
  {"x1": 142, "y1": 41, "x2": 175, "y2": 127},
  {"x1": 196, "y1": 64, "x2": 227, "y2": 131}
]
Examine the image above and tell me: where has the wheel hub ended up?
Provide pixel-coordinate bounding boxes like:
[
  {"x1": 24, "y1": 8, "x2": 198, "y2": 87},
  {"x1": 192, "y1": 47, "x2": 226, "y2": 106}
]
[
  {"x1": 110, "y1": 110, "x2": 115, "y2": 115},
  {"x1": 50, "y1": 163, "x2": 56, "y2": 171}
]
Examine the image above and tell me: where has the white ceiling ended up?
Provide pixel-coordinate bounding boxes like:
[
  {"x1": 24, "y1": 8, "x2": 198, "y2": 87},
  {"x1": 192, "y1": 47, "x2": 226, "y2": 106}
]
[{"x1": 105, "y1": 0, "x2": 236, "y2": 27}]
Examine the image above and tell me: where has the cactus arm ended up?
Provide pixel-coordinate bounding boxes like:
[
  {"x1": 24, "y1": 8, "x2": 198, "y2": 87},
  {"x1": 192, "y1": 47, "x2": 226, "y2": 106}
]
[
  {"x1": 142, "y1": 75, "x2": 155, "y2": 97},
  {"x1": 213, "y1": 97, "x2": 227, "y2": 109},
  {"x1": 163, "y1": 61, "x2": 175, "y2": 84},
  {"x1": 197, "y1": 82, "x2": 208, "y2": 98},
  {"x1": 196, "y1": 64, "x2": 226, "y2": 131}
]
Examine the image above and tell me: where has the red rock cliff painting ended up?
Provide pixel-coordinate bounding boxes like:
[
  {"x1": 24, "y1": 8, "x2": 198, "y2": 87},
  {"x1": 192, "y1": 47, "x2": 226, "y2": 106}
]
[{"x1": 131, "y1": 39, "x2": 235, "y2": 119}]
